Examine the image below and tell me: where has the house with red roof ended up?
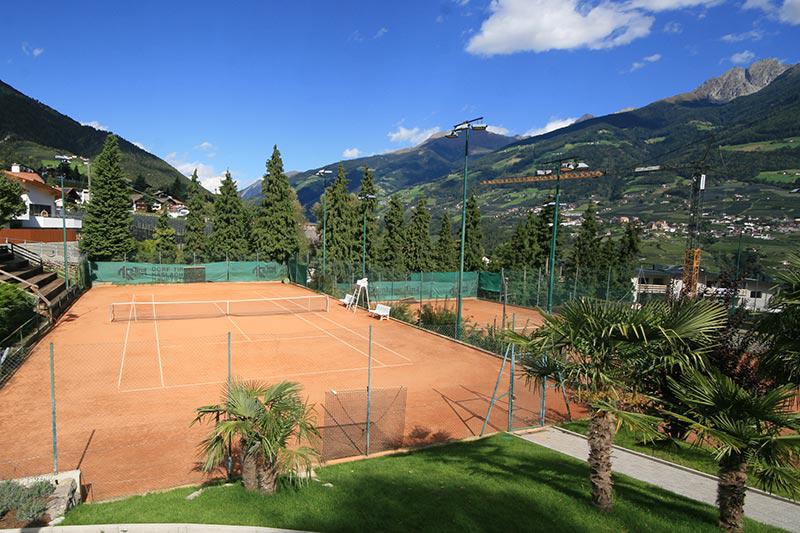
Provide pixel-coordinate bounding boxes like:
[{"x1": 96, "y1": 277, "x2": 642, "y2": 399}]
[{"x1": 2, "y1": 164, "x2": 82, "y2": 235}]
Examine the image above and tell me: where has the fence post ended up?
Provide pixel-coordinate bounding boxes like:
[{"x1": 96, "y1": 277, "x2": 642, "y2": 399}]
[
  {"x1": 507, "y1": 315, "x2": 515, "y2": 431},
  {"x1": 366, "y1": 325, "x2": 373, "y2": 456},
  {"x1": 605, "y1": 265, "x2": 612, "y2": 301},
  {"x1": 540, "y1": 375, "x2": 547, "y2": 427},
  {"x1": 226, "y1": 254, "x2": 230, "y2": 281},
  {"x1": 536, "y1": 266, "x2": 542, "y2": 307},
  {"x1": 571, "y1": 262, "x2": 579, "y2": 301},
  {"x1": 49, "y1": 342, "x2": 58, "y2": 474},
  {"x1": 226, "y1": 332, "x2": 233, "y2": 480}
]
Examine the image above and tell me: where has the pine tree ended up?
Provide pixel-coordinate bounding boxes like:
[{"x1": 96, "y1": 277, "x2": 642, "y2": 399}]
[
  {"x1": 169, "y1": 175, "x2": 185, "y2": 200},
  {"x1": 357, "y1": 166, "x2": 379, "y2": 271},
  {"x1": 495, "y1": 210, "x2": 543, "y2": 270},
  {"x1": 617, "y1": 221, "x2": 641, "y2": 265},
  {"x1": 379, "y1": 195, "x2": 407, "y2": 273},
  {"x1": 462, "y1": 194, "x2": 484, "y2": 271},
  {"x1": 324, "y1": 164, "x2": 358, "y2": 264},
  {"x1": 435, "y1": 210, "x2": 457, "y2": 271},
  {"x1": 0, "y1": 172, "x2": 25, "y2": 226},
  {"x1": 132, "y1": 174, "x2": 148, "y2": 192},
  {"x1": 80, "y1": 135, "x2": 135, "y2": 261},
  {"x1": 183, "y1": 169, "x2": 207, "y2": 263},
  {"x1": 570, "y1": 203, "x2": 602, "y2": 275},
  {"x1": 209, "y1": 171, "x2": 249, "y2": 261},
  {"x1": 253, "y1": 146, "x2": 302, "y2": 263},
  {"x1": 153, "y1": 205, "x2": 178, "y2": 263},
  {"x1": 405, "y1": 197, "x2": 434, "y2": 272}
]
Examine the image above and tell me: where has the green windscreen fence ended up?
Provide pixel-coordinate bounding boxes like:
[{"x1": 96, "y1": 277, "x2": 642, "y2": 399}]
[
  {"x1": 91, "y1": 261, "x2": 288, "y2": 284},
  {"x1": 335, "y1": 271, "x2": 481, "y2": 302}
]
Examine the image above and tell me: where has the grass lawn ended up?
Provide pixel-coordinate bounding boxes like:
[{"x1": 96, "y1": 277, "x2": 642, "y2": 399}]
[
  {"x1": 63, "y1": 434, "x2": 778, "y2": 532},
  {"x1": 560, "y1": 420, "x2": 797, "y2": 501}
]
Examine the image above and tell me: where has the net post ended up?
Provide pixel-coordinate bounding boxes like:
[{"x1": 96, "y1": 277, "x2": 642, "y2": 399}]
[
  {"x1": 366, "y1": 325, "x2": 373, "y2": 456},
  {"x1": 508, "y1": 314, "x2": 515, "y2": 432},
  {"x1": 49, "y1": 342, "x2": 59, "y2": 474}
]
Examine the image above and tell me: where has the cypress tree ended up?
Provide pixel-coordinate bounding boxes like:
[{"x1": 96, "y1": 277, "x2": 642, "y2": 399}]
[
  {"x1": 324, "y1": 164, "x2": 358, "y2": 264},
  {"x1": 462, "y1": 194, "x2": 484, "y2": 271},
  {"x1": 183, "y1": 169, "x2": 207, "y2": 263},
  {"x1": 379, "y1": 195, "x2": 407, "y2": 273},
  {"x1": 617, "y1": 221, "x2": 641, "y2": 265},
  {"x1": 153, "y1": 206, "x2": 178, "y2": 263},
  {"x1": 405, "y1": 197, "x2": 434, "y2": 272},
  {"x1": 254, "y1": 145, "x2": 301, "y2": 263},
  {"x1": 80, "y1": 135, "x2": 135, "y2": 261},
  {"x1": 169, "y1": 175, "x2": 185, "y2": 200},
  {"x1": 357, "y1": 166, "x2": 379, "y2": 270},
  {"x1": 435, "y1": 210, "x2": 457, "y2": 271},
  {"x1": 209, "y1": 171, "x2": 249, "y2": 261},
  {"x1": 570, "y1": 203, "x2": 602, "y2": 274}
]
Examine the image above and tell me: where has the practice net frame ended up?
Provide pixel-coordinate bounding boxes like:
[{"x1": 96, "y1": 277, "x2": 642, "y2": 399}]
[{"x1": 109, "y1": 295, "x2": 330, "y2": 322}]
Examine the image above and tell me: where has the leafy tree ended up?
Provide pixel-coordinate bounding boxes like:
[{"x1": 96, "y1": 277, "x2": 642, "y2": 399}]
[
  {"x1": 80, "y1": 135, "x2": 135, "y2": 261},
  {"x1": 193, "y1": 380, "x2": 319, "y2": 495},
  {"x1": 209, "y1": 171, "x2": 249, "y2": 261},
  {"x1": 254, "y1": 146, "x2": 302, "y2": 263},
  {"x1": 405, "y1": 197, "x2": 434, "y2": 271},
  {"x1": 183, "y1": 170, "x2": 207, "y2": 263},
  {"x1": 435, "y1": 210, "x2": 457, "y2": 271},
  {"x1": 506, "y1": 298, "x2": 726, "y2": 512},
  {"x1": 153, "y1": 206, "x2": 178, "y2": 263},
  {"x1": 378, "y1": 195, "x2": 407, "y2": 273},
  {"x1": 0, "y1": 172, "x2": 25, "y2": 226},
  {"x1": 668, "y1": 369, "x2": 800, "y2": 532},
  {"x1": 323, "y1": 164, "x2": 358, "y2": 264},
  {"x1": 462, "y1": 194, "x2": 484, "y2": 271},
  {"x1": 357, "y1": 166, "x2": 379, "y2": 271}
]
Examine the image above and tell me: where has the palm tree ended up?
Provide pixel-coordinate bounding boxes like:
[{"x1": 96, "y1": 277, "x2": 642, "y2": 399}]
[
  {"x1": 506, "y1": 298, "x2": 725, "y2": 512},
  {"x1": 667, "y1": 368, "x2": 800, "y2": 532},
  {"x1": 761, "y1": 251, "x2": 800, "y2": 385},
  {"x1": 193, "y1": 380, "x2": 319, "y2": 494}
]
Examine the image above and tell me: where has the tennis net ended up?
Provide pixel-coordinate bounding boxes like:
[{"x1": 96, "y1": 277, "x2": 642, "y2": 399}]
[{"x1": 109, "y1": 295, "x2": 330, "y2": 322}]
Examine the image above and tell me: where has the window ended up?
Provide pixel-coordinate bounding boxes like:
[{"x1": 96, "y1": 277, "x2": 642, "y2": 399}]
[
  {"x1": 749, "y1": 291, "x2": 762, "y2": 299},
  {"x1": 29, "y1": 204, "x2": 52, "y2": 216}
]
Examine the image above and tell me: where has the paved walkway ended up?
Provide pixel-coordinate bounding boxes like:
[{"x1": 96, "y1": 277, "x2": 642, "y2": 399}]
[{"x1": 520, "y1": 428, "x2": 800, "y2": 532}]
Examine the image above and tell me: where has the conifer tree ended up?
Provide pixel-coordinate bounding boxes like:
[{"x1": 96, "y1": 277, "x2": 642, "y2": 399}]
[
  {"x1": 254, "y1": 146, "x2": 302, "y2": 263},
  {"x1": 570, "y1": 203, "x2": 602, "y2": 275},
  {"x1": 183, "y1": 169, "x2": 207, "y2": 263},
  {"x1": 405, "y1": 197, "x2": 434, "y2": 272},
  {"x1": 80, "y1": 135, "x2": 135, "y2": 261},
  {"x1": 617, "y1": 221, "x2": 641, "y2": 265},
  {"x1": 462, "y1": 194, "x2": 484, "y2": 271},
  {"x1": 209, "y1": 171, "x2": 249, "y2": 261},
  {"x1": 357, "y1": 166, "x2": 379, "y2": 270},
  {"x1": 435, "y1": 210, "x2": 457, "y2": 271},
  {"x1": 132, "y1": 174, "x2": 148, "y2": 193},
  {"x1": 153, "y1": 205, "x2": 178, "y2": 263},
  {"x1": 537, "y1": 201, "x2": 560, "y2": 263},
  {"x1": 169, "y1": 175, "x2": 185, "y2": 200},
  {"x1": 324, "y1": 164, "x2": 358, "y2": 263},
  {"x1": 379, "y1": 195, "x2": 407, "y2": 273}
]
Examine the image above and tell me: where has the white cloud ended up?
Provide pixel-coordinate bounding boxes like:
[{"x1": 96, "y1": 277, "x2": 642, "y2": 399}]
[
  {"x1": 81, "y1": 120, "x2": 109, "y2": 131},
  {"x1": 627, "y1": 0, "x2": 720, "y2": 10},
  {"x1": 165, "y1": 152, "x2": 224, "y2": 193},
  {"x1": 663, "y1": 21, "x2": 683, "y2": 33},
  {"x1": 132, "y1": 141, "x2": 146, "y2": 150},
  {"x1": 781, "y1": 0, "x2": 800, "y2": 23},
  {"x1": 32, "y1": 47, "x2": 44, "y2": 57},
  {"x1": 387, "y1": 125, "x2": 441, "y2": 145},
  {"x1": 374, "y1": 27, "x2": 389, "y2": 38},
  {"x1": 629, "y1": 53, "x2": 661, "y2": 72},
  {"x1": 721, "y1": 29, "x2": 764, "y2": 42},
  {"x1": 486, "y1": 125, "x2": 510, "y2": 135},
  {"x1": 523, "y1": 117, "x2": 578, "y2": 137},
  {"x1": 21, "y1": 42, "x2": 44, "y2": 58},
  {"x1": 729, "y1": 50, "x2": 756, "y2": 64},
  {"x1": 743, "y1": 0, "x2": 775, "y2": 12},
  {"x1": 195, "y1": 141, "x2": 215, "y2": 151},
  {"x1": 342, "y1": 147, "x2": 363, "y2": 159}
]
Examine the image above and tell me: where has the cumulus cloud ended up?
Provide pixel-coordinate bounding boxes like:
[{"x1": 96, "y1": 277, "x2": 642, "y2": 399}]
[
  {"x1": 721, "y1": 29, "x2": 764, "y2": 42},
  {"x1": 21, "y1": 42, "x2": 44, "y2": 57},
  {"x1": 466, "y1": 0, "x2": 725, "y2": 56},
  {"x1": 523, "y1": 117, "x2": 578, "y2": 138},
  {"x1": 742, "y1": 0, "x2": 800, "y2": 23},
  {"x1": 629, "y1": 52, "x2": 662, "y2": 71},
  {"x1": 781, "y1": 0, "x2": 800, "y2": 23},
  {"x1": 729, "y1": 50, "x2": 756, "y2": 64},
  {"x1": 374, "y1": 27, "x2": 389, "y2": 38},
  {"x1": 165, "y1": 152, "x2": 224, "y2": 193},
  {"x1": 387, "y1": 125, "x2": 441, "y2": 145},
  {"x1": 195, "y1": 141, "x2": 215, "y2": 151},
  {"x1": 342, "y1": 147, "x2": 363, "y2": 159},
  {"x1": 486, "y1": 125, "x2": 510, "y2": 135},
  {"x1": 81, "y1": 120, "x2": 109, "y2": 131},
  {"x1": 663, "y1": 21, "x2": 683, "y2": 33}
]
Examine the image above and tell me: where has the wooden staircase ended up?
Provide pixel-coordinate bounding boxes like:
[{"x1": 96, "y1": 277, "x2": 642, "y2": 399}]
[{"x1": 0, "y1": 244, "x2": 71, "y2": 317}]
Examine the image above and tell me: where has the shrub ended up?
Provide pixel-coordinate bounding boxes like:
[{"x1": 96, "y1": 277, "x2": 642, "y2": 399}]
[
  {"x1": 389, "y1": 302, "x2": 414, "y2": 323},
  {"x1": 0, "y1": 284, "x2": 35, "y2": 341},
  {"x1": 0, "y1": 481, "x2": 25, "y2": 515},
  {"x1": 15, "y1": 496, "x2": 47, "y2": 522},
  {"x1": 27, "y1": 480, "x2": 54, "y2": 498}
]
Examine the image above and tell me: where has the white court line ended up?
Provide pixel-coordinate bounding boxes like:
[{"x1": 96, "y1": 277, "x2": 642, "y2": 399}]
[
  {"x1": 116, "y1": 294, "x2": 135, "y2": 389},
  {"x1": 213, "y1": 302, "x2": 252, "y2": 341},
  {"x1": 152, "y1": 295, "x2": 165, "y2": 388},
  {"x1": 119, "y1": 361, "x2": 414, "y2": 393},
  {"x1": 159, "y1": 333, "x2": 330, "y2": 349},
  {"x1": 256, "y1": 292, "x2": 387, "y2": 367},
  {"x1": 312, "y1": 311, "x2": 414, "y2": 363}
]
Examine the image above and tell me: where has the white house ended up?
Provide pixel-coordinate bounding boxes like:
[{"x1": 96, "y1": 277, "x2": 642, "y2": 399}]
[{"x1": 3, "y1": 164, "x2": 82, "y2": 230}]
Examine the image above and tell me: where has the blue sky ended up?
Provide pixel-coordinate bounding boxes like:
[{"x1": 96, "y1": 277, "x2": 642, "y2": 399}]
[{"x1": 2, "y1": 0, "x2": 799, "y2": 192}]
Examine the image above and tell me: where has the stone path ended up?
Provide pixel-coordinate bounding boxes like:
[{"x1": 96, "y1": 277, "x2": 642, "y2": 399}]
[{"x1": 520, "y1": 427, "x2": 800, "y2": 532}]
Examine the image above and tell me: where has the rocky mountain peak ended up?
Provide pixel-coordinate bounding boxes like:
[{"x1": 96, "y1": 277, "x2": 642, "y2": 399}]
[{"x1": 668, "y1": 58, "x2": 789, "y2": 104}]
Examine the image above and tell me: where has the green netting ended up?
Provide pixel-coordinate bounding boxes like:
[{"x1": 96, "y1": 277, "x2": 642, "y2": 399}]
[
  {"x1": 91, "y1": 261, "x2": 288, "y2": 284},
  {"x1": 478, "y1": 271, "x2": 502, "y2": 293}
]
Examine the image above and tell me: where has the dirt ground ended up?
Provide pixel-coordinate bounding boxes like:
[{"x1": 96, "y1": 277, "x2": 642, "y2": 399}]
[{"x1": 0, "y1": 282, "x2": 574, "y2": 501}]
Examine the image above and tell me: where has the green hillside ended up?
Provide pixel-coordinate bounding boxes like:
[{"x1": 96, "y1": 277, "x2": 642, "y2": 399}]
[{"x1": 0, "y1": 80, "x2": 190, "y2": 192}]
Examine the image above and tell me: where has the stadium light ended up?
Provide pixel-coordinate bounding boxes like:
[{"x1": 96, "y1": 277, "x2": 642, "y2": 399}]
[
  {"x1": 316, "y1": 169, "x2": 333, "y2": 276},
  {"x1": 445, "y1": 116, "x2": 485, "y2": 340},
  {"x1": 358, "y1": 192, "x2": 377, "y2": 278}
]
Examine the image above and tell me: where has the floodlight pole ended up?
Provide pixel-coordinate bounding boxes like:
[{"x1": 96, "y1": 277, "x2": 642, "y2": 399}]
[
  {"x1": 60, "y1": 174, "x2": 69, "y2": 290},
  {"x1": 316, "y1": 170, "x2": 332, "y2": 277},
  {"x1": 358, "y1": 193, "x2": 376, "y2": 279},
  {"x1": 546, "y1": 168, "x2": 561, "y2": 313}
]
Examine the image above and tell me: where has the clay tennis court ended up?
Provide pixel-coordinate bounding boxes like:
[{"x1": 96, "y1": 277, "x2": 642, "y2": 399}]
[
  {"x1": 407, "y1": 297, "x2": 545, "y2": 332},
  {"x1": 0, "y1": 282, "x2": 571, "y2": 501}
]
